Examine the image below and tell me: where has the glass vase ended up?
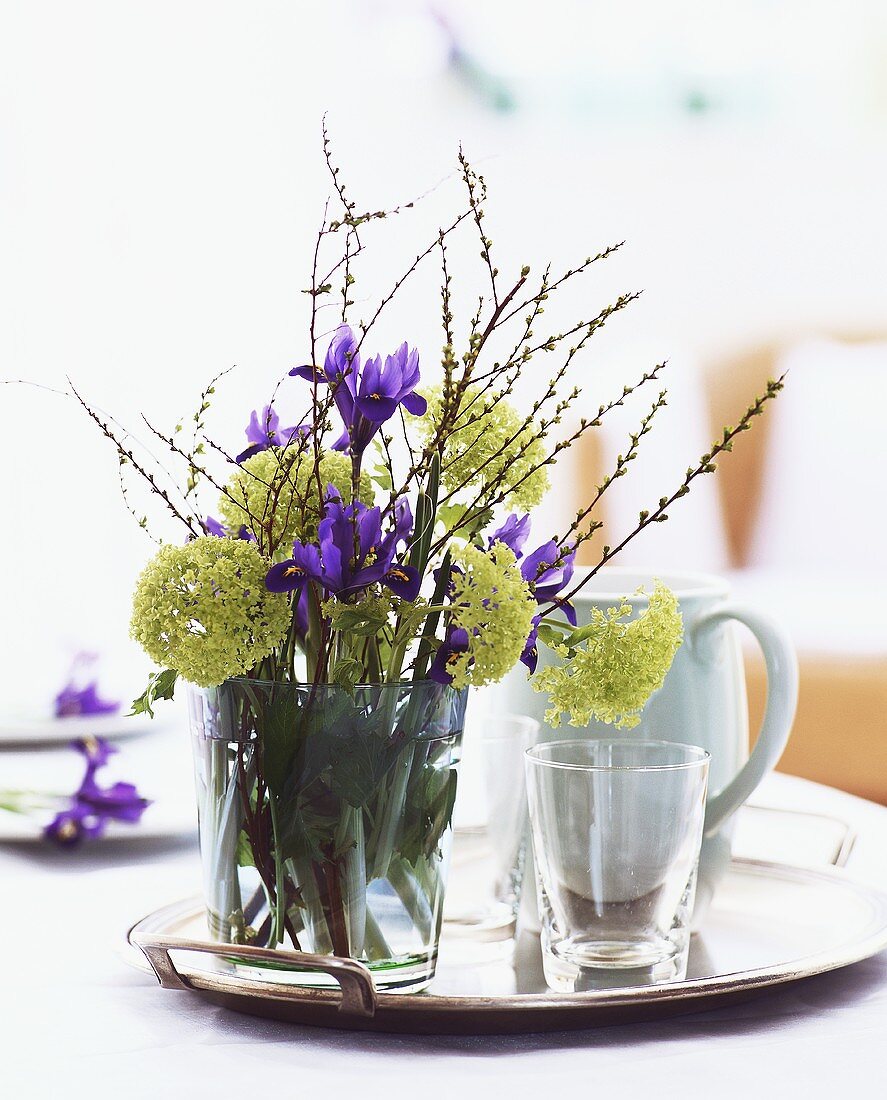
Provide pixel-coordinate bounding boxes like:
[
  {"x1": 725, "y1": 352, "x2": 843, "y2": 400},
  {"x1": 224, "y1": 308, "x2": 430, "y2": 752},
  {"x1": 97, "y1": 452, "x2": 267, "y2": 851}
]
[{"x1": 187, "y1": 678, "x2": 467, "y2": 993}]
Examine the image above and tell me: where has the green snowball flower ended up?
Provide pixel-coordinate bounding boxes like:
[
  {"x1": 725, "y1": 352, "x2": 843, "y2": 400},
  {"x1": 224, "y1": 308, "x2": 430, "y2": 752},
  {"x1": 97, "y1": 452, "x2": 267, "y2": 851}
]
[
  {"x1": 447, "y1": 543, "x2": 537, "y2": 689},
  {"x1": 130, "y1": 537, "x2": 291, "y2": 688},
  {"x1": 218, "y1": 446, "x2": 372, "y2": 555},
  {"x1": 533, "y1": 581, "x2": 683, "y2": 729},
  {"x1": 421, "y1": 387, "x2": 550, "y2": 511}
]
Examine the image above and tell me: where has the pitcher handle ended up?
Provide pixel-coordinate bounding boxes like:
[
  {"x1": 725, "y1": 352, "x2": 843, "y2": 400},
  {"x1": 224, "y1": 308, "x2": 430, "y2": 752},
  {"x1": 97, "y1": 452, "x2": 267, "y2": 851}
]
[{"x1": 691, "y1": 603, "x2": 798, "y2": 836}]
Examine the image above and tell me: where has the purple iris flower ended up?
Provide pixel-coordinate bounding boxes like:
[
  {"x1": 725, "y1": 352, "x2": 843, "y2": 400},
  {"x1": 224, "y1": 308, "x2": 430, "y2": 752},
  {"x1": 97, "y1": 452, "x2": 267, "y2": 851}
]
[
  {"x1": 204, "y1": 516, "x2": 257, "y2": 543},
  {"x1": 489, "y1": 513, "x2": 532, "y2": 556},
  {"x1": 43, "y1": 737, "x2": 151, "y2": 846},
  {"x1": 265, "y1": 540, "x2": 324, "y2": 594},
  {"x1": 428, "y1": 627, "x2": 471, "y2": 685},
  {"x1": 520, "y1": 540, "x2": 578, "y2": 626},
  {"x1": 236, "y1": 405, "x2": 306, "y2": 464},
  {"x1": 520, "y1": 617, "x2": 541, "y2": 673},
  {"x1": 290, "y1": 326, "x2": 426, "y2": 455},
  {"x1": 266, "y1": 490, "x2": 421, "y2": 602},
  {"x1": 204, "y1": 515, "x2": 227, "y2": 537},
  {"x1": 54, "y1": 682, "x2": 120, "y2": 719}
]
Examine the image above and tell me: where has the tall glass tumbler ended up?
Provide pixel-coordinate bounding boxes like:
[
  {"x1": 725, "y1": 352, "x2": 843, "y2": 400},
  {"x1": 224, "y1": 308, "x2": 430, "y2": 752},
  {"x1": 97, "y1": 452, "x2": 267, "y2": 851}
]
[
  {"x1": 442, "y1": 714, "x2": 539, "y2": 962},
  {"x1": 525, "y1": 739, "x2": 709, "y2": 991}
]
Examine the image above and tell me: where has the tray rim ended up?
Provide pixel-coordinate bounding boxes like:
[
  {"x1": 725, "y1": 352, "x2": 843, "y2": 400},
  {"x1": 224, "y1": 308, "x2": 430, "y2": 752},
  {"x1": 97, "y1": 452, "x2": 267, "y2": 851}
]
[{"x1": 127, "y1": 857, "x2": 887, "y2": 1022}]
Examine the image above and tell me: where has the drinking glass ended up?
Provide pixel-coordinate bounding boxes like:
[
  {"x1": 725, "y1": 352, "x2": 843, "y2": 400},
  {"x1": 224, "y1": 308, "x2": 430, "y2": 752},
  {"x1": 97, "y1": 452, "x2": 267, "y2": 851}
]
[
  {"x1": 525, "y1": 739, "x2": 709, "y2": 991},
  {"x1": 442, "y1": 714, "x2": 539, "y2": 962}
]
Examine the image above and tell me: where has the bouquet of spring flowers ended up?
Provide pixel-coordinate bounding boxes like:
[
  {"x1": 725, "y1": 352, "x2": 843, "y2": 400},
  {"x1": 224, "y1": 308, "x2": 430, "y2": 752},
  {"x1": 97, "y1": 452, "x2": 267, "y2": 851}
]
[{"x1": 69, "y1": 134, "x2": 781, "y2": 989}]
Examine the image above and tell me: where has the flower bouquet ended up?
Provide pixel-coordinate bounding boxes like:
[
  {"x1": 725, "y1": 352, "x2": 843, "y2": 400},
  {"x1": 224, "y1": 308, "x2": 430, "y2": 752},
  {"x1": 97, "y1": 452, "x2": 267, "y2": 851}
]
[{"x1": 68, "y1": 134, "x2": 781, "y2": 991}]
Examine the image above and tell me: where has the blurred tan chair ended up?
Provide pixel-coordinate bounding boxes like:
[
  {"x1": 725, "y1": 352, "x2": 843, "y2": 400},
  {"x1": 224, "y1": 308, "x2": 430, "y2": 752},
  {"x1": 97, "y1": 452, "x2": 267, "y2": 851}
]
[
  {"x1": 708, "y1": 336, "x2": 887, "y2": 803},
  {"x1": 577, "y1": 335, "x2": 887, "y2": 803}
]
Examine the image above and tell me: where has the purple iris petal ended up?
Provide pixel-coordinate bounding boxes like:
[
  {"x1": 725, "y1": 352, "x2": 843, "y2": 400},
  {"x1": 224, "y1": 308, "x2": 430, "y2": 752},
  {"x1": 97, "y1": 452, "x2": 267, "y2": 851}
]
[
  {"x1": 286, "y1": 489, "x2": 419, "y2": 600},
  {"x1": 55, "y1": 683, "x2": 120, "y2": 719},
  {"x1": 45, "y1": 806, "x2": 93, "y2": 845},
  {"x1": 293, "y1": 586, "x2": 310, "y2": 638},
  {"x1": 520, "y1": 619, "x2": 541, "y2": 673},
  {"x1": 355, "y1": 354, "x2": 401, "y2": 423},
  {"x1": 290, "y1": 327, "x2": 426, "y2": 456},
  {"x1": 381, "y1": 563, "x2": 422, "y2": 602},
  {"x1": 236, "y1": 406, "x2": 306, "y2": 464},
  {"x1": 43, "y1": 737, "x2": 151, "y2": 846},
  {"x1": 521, "y1": 541, "x2": 576, "y2": 599},
  {"x1": 378, "y1": 497, "x2": 414, "y2": 564},
  {"x1": 401, "y1": 390, "x2": 428, "y2": 416},
  {"x1": 205, "y1": 515, "x2": 227, "y2": 537},
  {"x1": 489, "y1": 513, "x2": 532, "y2": 557},
  {"x1": 428, "y1": 628, "x2": 471, "y2": 685},
  {"x1": 520, "y1": 540, "x2": 577, "y2": 624},
  {"x1": 289, "y1": 363, "x2": 323, "y2": 382},
  {"x1": 265, "y1": 541, "x2": 323, "y2": 593},
  {"x1": 75, "y1": 735, "x2": 116, "y2": 770}
]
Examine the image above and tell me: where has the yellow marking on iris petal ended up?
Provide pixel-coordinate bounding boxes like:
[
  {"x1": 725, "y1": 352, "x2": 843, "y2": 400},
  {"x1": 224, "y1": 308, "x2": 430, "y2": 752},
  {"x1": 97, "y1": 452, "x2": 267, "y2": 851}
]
[
  {"x1": 282, "y1": 565, "x2": 304, "y2": 578},
  {"x1": 57, "y1": 819, "x2": 78, "y2": 841},
  {"x1": 388, "y1": 567, "x2": 410, "y2": 582},
  {"x1": 83, "y1": 735, "x2": 99, "y2": 758}
]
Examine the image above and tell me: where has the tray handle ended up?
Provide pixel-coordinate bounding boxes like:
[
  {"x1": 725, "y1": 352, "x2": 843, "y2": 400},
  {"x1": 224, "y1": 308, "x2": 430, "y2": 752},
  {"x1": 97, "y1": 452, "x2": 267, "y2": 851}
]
[{"x1": 129, "y1": 931, "x2": 378, "y2": 1019}]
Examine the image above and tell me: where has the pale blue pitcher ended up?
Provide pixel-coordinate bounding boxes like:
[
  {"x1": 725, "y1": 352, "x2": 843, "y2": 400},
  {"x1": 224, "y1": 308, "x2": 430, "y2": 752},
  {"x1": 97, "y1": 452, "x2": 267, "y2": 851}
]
[{"x1": 502, "y1": 567, "x2": 799, "y2": 918}]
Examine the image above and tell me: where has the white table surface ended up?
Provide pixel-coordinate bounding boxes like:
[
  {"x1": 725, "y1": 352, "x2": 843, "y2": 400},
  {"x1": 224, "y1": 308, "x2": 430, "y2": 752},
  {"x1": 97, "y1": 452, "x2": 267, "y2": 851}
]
[{"x1": 3, "y1": 724, "x2": 886, "y2": 1100}]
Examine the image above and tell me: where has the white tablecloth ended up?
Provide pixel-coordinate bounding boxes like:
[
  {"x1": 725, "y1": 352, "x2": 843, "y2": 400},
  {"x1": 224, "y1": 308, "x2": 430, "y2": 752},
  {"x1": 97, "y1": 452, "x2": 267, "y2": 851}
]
[{"x1": 4, "y1": 728, "x2": 886, "y2": 1099}]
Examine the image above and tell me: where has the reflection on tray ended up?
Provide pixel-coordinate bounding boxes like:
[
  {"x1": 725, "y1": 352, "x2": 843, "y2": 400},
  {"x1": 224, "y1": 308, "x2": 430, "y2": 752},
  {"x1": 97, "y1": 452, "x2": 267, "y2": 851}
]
[{"x1": 732, "y1": 804, "x2": 856, "y2": 869}]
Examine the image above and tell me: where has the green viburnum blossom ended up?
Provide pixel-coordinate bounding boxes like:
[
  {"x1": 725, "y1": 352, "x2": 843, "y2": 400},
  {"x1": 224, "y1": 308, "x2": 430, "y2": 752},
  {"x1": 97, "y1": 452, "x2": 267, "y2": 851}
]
[
  {"x1": 421, "y1": 386, "x2": 550, "y2": 510},
  {"x1": 130, "y1": 537, "x2": 290, "y2": 688},
  {"x1": 447, "y1": 543, "x2": 536, "y2": 689},
  {"x1": 533, "y1": 582, "x2": 683, "y2": 729},
  {"x1": 218, "y1": 447, "x2": 372, "y2": 554}
]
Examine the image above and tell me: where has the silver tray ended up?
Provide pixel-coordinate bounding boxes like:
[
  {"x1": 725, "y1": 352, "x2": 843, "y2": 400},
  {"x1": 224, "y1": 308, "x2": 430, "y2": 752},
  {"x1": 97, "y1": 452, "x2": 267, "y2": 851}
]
[{"x1": 127, "y1": 858, "x2": 887, "y2": 1034}]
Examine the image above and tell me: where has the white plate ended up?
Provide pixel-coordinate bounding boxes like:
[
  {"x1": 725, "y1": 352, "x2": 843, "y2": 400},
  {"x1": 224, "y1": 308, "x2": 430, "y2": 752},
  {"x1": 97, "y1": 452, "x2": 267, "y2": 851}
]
[
  {"x1": 0, "y1": 712, "x2": 159, "y2": 747},
  {"x1": 0, "y1": 797, "x2": 196, "y2": 843}
]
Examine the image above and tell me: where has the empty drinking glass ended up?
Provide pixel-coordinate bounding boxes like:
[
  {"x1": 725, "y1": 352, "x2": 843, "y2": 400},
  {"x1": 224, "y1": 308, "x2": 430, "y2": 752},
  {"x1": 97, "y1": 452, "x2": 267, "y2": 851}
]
[
  {"x1": 525, "y1": 739, "x2": 709, "y2": 991},
  {"x1": 442, "y1": 714, "x2": 539, "y2": 962}
]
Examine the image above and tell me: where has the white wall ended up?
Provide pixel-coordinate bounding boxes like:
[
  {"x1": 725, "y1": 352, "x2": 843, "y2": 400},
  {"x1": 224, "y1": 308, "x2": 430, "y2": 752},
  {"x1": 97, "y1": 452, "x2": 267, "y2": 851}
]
[{"x1": 1, "y1": 2, "x2": 884, "y2": 711}]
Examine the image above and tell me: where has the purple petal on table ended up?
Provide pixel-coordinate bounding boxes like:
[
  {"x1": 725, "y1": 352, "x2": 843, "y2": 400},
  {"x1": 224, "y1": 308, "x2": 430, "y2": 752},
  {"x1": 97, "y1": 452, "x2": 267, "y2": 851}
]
[{"x1": 55, "y1": 682, "x2": 120, "y2": 719}]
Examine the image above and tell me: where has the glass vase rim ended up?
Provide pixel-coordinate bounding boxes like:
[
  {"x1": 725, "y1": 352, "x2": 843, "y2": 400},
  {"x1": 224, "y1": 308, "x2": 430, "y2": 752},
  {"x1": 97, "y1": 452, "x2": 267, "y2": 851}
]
[
  {"x1": 525, "y1": 738, "x2": 710, "y2": 773},
  {"x1": 209, "y1": 676, "x2": 460, "y2": 692}
]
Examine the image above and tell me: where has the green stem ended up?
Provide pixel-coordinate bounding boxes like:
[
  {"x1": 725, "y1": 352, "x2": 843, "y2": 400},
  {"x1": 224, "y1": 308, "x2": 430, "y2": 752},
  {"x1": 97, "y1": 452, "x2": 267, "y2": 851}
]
[
  {"x1": 388, "y1": 857, "x2": 434, "y2": 941},
  {"x1": 363, "y1": 906, "x2": 394, "y2": 962},
  {"x1": 268, "y1": 795, "x2": 286, "y2": 947}
]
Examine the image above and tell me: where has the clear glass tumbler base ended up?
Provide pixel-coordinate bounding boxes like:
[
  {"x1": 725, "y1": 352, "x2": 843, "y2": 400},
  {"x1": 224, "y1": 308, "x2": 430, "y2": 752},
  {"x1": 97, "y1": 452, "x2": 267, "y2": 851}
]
[{"x1": 542, "y1": 936, "x2": 689, "y2": 992}]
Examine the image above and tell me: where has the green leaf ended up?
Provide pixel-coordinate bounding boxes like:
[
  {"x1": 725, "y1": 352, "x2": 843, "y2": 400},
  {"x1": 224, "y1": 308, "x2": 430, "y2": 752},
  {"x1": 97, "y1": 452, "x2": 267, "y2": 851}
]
[
  {"x1": 537, "y1": 623, "x2": 570, "y2": 650},
  {"x1": 261, "y1": 690, "x2": 301, "y2": 796},
  {"x1": 327, "y1": 604, "x2": 390, "y2": 637},
  {"x1": 235, "y1": 829, "x2": 256, "y2": 868},
  {"x1": 329, "y1": 657, "x2": 363, "y2": 689},
  {"x1": 369, "y1": 465, "x2": 393, "y2": 491},
  {"x1": 129, "y1": 669, "x2": 178, "y2": 719}
]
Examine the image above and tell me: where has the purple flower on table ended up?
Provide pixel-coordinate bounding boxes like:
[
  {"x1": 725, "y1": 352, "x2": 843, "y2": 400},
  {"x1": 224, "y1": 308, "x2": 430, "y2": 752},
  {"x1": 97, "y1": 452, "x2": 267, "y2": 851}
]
[
  {"x1": 236, "y1": 405, "x2": 307, "y2": 464},
  {"x1": 290, "y1": 325, "x2": 426, "y2": 455},
  {"x1": 54, "y1": 682, "x2": 120, "y2": 719},
  {"x1": 428, "y1": 627, "x2": 471, "y2": 685},
  {"x1": 489, "y1": 513, "x2": 532, "y2": 556},
  {"x1": 520, "y1": 540, "x2": 578, "y2": 626},
  {"x1": 265, "y1": 490, "x2": 421, "y2": 602},
  {"x1": 43, "y1": 737, "x2": 151, "y2": 846}
]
